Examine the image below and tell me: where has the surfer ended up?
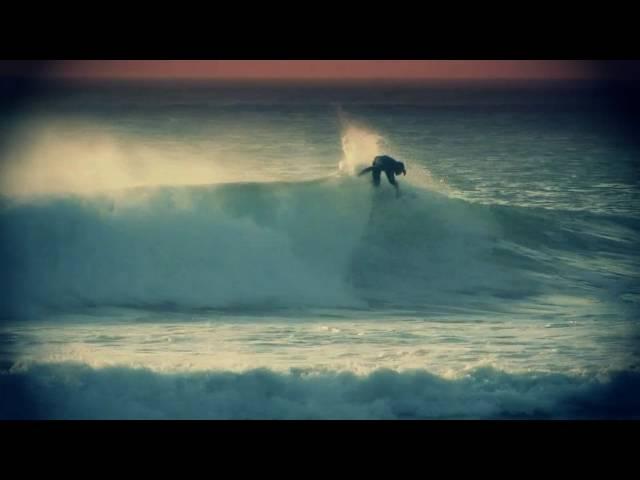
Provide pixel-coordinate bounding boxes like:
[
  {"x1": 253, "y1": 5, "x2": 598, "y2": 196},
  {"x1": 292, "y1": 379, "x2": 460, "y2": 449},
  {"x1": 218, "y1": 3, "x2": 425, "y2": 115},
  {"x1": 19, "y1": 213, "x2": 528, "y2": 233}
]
[{"x1": 358, "y1": 155, "x2": 406, "y2": 197}]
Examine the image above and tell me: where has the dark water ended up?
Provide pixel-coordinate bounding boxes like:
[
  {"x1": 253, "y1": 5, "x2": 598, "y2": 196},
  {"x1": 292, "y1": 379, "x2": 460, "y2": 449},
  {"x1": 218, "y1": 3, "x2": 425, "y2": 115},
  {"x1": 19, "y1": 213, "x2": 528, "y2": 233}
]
[{"x1": 0, "y1": 81, "x2": 638, "y2": 418}]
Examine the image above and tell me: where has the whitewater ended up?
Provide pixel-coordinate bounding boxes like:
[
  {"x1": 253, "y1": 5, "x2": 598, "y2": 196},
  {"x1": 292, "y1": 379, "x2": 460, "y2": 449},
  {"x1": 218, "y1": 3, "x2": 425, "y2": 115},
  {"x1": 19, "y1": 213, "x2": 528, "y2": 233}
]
[{"x1": 0, "y1": 82, "x2": 638, "y2": 419}]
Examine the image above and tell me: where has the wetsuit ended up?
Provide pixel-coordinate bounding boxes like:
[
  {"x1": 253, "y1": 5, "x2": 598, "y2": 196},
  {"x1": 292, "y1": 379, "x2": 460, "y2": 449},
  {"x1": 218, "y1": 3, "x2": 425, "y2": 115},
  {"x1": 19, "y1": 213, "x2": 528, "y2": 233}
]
[{"x1": 358, "y1": 155, "x2": 406, "y2": 195}]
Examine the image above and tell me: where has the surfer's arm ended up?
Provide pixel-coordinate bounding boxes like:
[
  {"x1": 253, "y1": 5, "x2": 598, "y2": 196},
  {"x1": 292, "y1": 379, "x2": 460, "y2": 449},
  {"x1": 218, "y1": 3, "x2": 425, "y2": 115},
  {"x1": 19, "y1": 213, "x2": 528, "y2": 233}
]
[
  {"x1": 358, "y1": 166, "x2": 374, "y2": 176},
  {"x1": 385, "y1": 170, "x2": 398, "y2": 187},
  {"x1": 385, "y1": 171, "x2": 401, "y2": 197}
]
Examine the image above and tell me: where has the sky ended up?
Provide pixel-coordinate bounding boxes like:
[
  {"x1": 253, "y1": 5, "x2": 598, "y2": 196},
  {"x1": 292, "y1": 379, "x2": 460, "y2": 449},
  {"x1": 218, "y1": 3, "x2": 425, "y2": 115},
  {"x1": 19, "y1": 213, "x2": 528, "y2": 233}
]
[{"x1": 0, "y1": 60, "x2": 603, "y2": 82}]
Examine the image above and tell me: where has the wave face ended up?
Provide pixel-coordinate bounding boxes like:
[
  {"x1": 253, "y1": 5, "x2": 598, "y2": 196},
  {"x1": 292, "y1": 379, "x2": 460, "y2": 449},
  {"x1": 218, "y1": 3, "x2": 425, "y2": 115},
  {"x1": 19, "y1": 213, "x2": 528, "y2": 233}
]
[
  {"x1": 1, "y1": 82, "x2": 639, "y2": 420},
  {"x1": 1, "y1": 175, "x2": 638, "y2": 318}
]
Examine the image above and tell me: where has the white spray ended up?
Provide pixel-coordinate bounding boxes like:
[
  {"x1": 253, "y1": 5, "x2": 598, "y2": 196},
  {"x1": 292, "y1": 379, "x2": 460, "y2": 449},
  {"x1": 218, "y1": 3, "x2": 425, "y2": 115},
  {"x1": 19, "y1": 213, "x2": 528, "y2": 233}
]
[{"x1": 337, "y1": 109, "x2": 386, "y2": 176}]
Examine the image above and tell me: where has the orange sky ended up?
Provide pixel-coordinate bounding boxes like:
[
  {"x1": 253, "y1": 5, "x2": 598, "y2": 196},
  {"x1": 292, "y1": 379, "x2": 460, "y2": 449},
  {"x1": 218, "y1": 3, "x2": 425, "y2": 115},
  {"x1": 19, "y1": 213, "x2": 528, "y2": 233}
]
[{"x1": 4, "y1": 60, "x2": 600, "y2": 81}]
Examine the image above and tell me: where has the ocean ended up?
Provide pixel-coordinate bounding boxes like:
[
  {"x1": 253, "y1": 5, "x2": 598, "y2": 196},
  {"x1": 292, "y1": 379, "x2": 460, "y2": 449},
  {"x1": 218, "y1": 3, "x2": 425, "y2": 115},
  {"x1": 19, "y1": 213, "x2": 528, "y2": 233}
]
[{"x1": 0, "y1": 80, "x2": 639, "y2": 419}]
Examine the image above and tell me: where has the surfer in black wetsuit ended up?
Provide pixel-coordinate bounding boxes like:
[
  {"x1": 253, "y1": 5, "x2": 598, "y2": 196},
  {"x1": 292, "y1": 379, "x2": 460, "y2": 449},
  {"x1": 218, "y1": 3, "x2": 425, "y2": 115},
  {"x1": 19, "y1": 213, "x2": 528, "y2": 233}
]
[{"x1": 358, "y1": 155, "x2": 406, "y2": 197}]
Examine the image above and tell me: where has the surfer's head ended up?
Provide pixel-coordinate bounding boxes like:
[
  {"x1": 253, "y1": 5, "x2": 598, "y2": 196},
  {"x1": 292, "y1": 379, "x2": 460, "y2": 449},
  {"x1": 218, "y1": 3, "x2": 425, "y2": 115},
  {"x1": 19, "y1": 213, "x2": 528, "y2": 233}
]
[{"x1": 395, "y1": 162, "x2": 406, "y2": 176}]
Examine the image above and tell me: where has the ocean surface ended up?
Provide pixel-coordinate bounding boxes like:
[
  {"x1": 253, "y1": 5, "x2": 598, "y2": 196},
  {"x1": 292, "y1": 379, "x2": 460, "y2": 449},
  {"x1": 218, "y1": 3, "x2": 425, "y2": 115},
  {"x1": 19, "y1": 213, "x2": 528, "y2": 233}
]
[{"x1": 1, "y1": 81, "x2": 639, "y2": 419}]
